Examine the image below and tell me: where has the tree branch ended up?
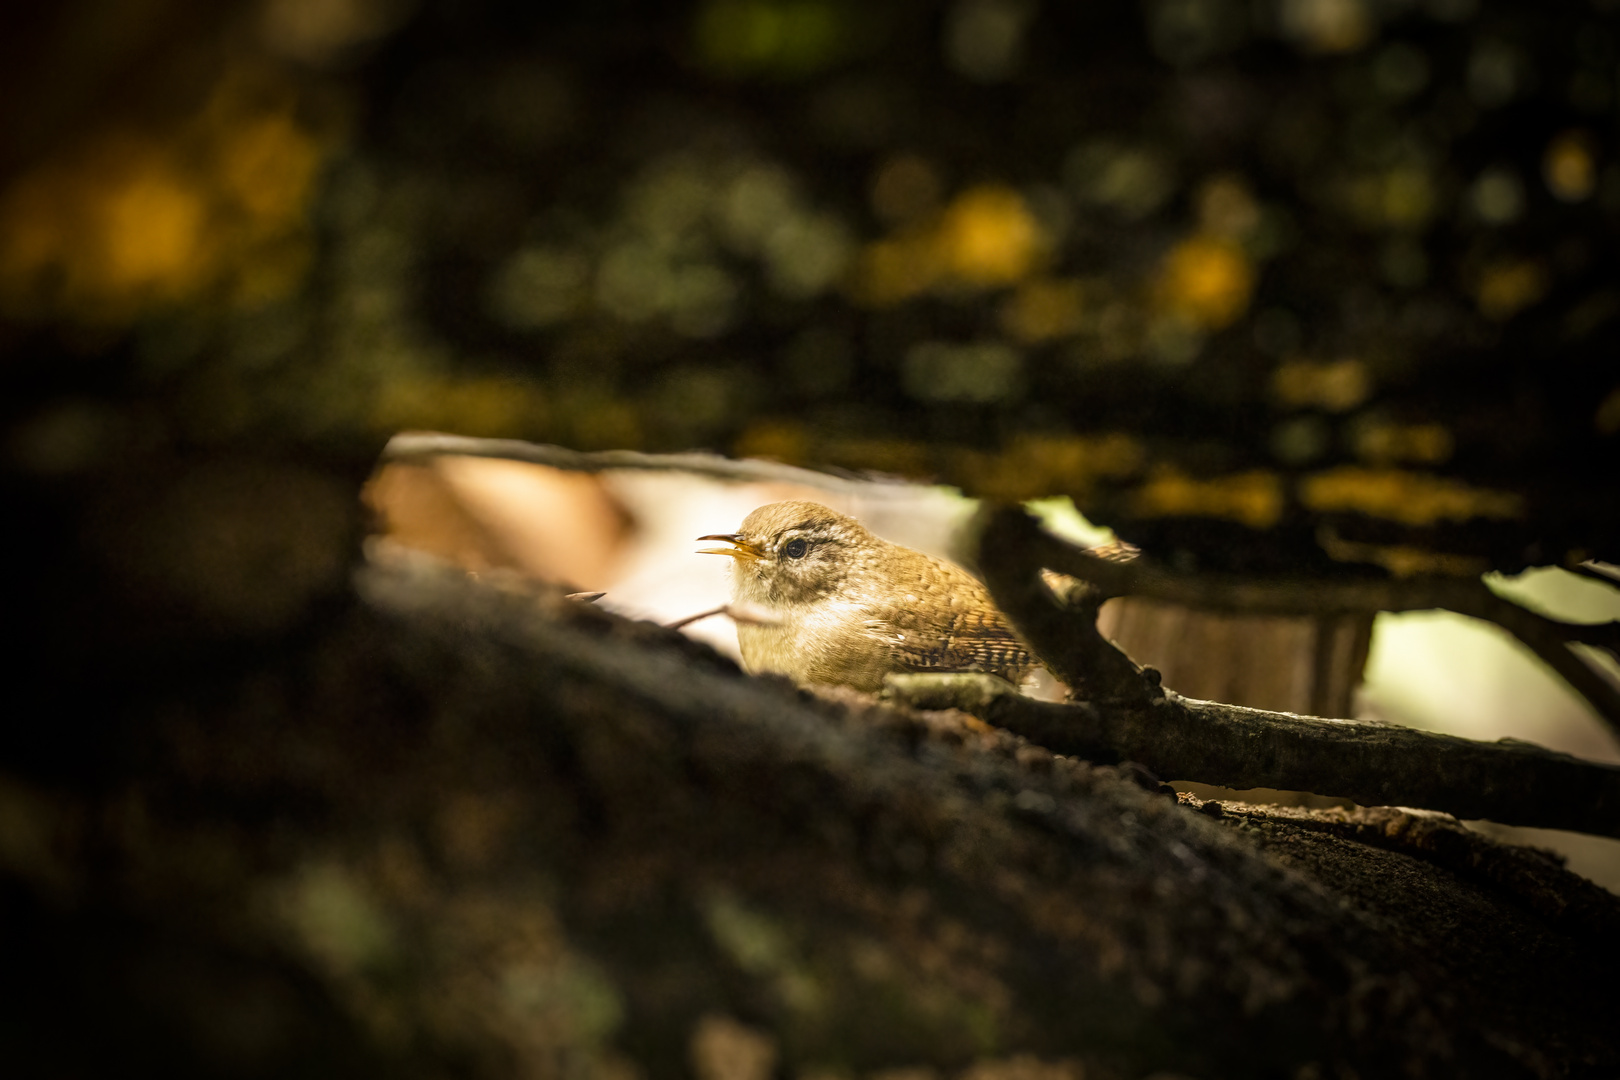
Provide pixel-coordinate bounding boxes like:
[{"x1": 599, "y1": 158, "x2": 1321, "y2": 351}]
[
  {"x1": 972, "y1": 514, "x2": 1158, "y2": 705},
  {"x1": 884, "y1": 672, "x2": 1620, "y2": 839},
  {"x1": 969, "y1": 505, "x2": 1620, "y2": 740},
  {"x1": 1473, "y1": 600, "x2": 1620, "y2": 735},
  {"x1": 1565, "y1": 621, "x2": 1620, "y2": 660},
  {"x1": 1575, "y1": 561, "x2": 1620, "y2": 586}
]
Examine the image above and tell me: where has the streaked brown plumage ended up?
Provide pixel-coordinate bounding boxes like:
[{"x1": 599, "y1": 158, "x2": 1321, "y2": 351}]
[{"x1": 698, "y1": 500, "x2": 1035, "y2": 691}]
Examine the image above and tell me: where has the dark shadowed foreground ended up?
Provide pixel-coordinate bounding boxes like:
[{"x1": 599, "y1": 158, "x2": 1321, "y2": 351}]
[{"x1": 4, "y1": 530, "x2": 1615, "y2": 1078}]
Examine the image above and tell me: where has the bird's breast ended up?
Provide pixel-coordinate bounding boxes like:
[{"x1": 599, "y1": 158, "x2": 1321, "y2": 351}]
[{"x1": 736, "y1": 598, "x2": 899, "y2": 692}]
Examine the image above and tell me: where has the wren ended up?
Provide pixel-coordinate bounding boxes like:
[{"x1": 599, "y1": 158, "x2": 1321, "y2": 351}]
[{"x1": 698, "y1": 500, "x2": 1035, "y2": 692}]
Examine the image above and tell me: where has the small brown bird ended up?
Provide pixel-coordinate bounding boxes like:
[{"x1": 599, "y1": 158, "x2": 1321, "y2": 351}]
[{"x1": 697, "y1": 500, "x2": 1035, "y2": 692}]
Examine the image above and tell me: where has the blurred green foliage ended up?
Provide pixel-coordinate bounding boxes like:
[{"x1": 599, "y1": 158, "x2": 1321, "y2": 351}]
[{"x1": 3, "y1": 0, "x2": 1618, "y2": 577}]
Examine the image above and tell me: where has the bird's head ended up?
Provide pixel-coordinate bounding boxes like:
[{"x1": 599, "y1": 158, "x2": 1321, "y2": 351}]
[{"x1": 697, "y1": 500, "x2": 874, "y2": 606}]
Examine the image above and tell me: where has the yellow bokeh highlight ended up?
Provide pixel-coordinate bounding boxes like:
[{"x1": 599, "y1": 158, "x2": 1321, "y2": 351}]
[
  {"x1": 0, "y1": 72, "x2": 328, "y2": 324},
  {"x1": 853, "y1": 183, "x2": 1044, "y2": 307},
  {"x1": 952, "y1": 433, "x2": 1145, "y2": 502},
  {"x1": 0, "y1": 140, "x2": 213, "y2": 318},
  {"x1": 1155, "y1": 234, "x2": 1255, "y2": 330},
  {"x1": 1271, "y1": 358, "x2": 1372, "y2": 412},
  {"x1": 1544, "y1": 131, "x2": 1597, "y2": 203},
  {"x1": 936, "y1": 185, "x2": 1042, "y2": 287},
  {"x1": 1300, "y1": 467, "x2": 1523, "y2": 526},
  {"x1": 1318, "y1": 530, "x2": 1489, "y2": 578},
  {"x1": 1352, "y1": 421, "x2": 1452, "y2": 465},
  {"x1": 102, "y1": 157, "x2": 212, "y2": 297},
  {"x1": 731, "y1": 426, "x2": 1150, "y2": 501},
  {"x1": 1128, "y1": 467, "x2": 1283, "y2": 530},
  {"x1": 1476, "y1": 260, "x2": 1548, "y2": 321}
]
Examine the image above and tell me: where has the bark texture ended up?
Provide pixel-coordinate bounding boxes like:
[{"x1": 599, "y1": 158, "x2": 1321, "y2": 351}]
[{"x1": 6, "y1": 552, "x2": 1618, "y2": 1078}]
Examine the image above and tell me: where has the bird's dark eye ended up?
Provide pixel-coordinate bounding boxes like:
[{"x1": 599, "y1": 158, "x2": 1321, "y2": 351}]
[{"x1": 783, "y1": 538, "x2": 809, "y2": 559}]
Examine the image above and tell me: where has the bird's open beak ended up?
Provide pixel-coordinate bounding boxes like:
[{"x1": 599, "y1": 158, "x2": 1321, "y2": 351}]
[{"x1": 696, "y1": 532, "x2": 763, "y2": 561}]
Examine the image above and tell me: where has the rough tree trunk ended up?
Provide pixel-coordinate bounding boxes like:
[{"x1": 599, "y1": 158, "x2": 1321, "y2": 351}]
[{"x1": 4, "y1": 487, "x2": 1617, "y2": 1076}]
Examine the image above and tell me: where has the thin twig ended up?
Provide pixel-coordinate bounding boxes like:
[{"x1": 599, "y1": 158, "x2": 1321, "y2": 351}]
[
  {"x1": 665, "y1": 603, "x2": 781, "y2": 631},
  {"x1": 665, "y1": 605, "x2": 731, "y2": 631}
]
